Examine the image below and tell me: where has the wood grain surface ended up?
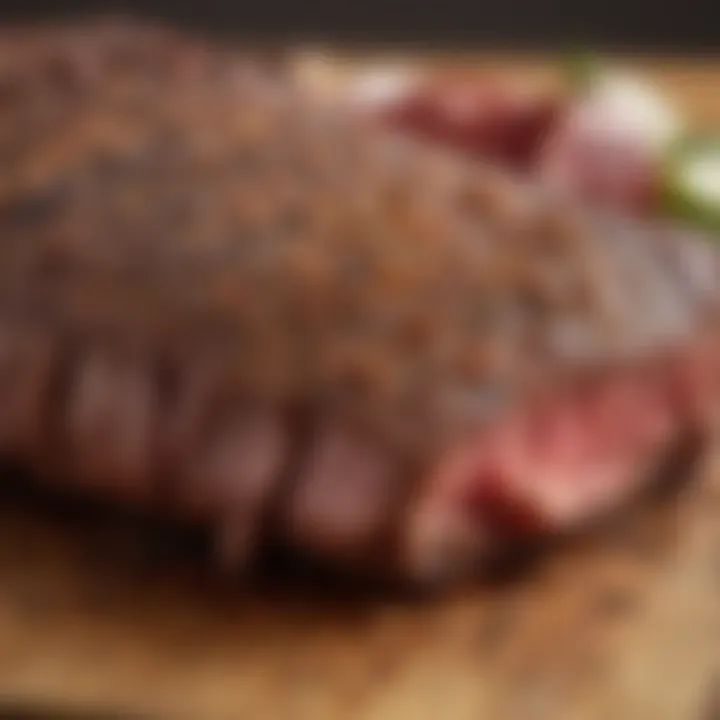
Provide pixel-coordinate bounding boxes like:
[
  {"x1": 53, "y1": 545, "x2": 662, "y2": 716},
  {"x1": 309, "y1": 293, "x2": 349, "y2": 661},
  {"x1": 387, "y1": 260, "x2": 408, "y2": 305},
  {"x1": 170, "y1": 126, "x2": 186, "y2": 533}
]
[{"x1": 0, "y1": 57, "x2": 719, "y2": 720}]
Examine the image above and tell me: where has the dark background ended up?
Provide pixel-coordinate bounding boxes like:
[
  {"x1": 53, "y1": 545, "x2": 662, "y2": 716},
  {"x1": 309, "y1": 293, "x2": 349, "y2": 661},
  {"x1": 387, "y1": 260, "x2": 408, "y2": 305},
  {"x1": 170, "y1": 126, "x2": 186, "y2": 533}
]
[{"x1": 0, "y1": 0, "x2": 719, "y2": 53}]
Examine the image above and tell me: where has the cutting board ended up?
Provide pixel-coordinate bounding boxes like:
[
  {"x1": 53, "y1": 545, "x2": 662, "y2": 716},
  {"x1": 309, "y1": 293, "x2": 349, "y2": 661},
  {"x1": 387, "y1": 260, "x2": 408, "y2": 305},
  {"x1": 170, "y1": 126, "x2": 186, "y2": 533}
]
[{"x1": 1, "y1": 57, "x2": 720, "y2": 720}]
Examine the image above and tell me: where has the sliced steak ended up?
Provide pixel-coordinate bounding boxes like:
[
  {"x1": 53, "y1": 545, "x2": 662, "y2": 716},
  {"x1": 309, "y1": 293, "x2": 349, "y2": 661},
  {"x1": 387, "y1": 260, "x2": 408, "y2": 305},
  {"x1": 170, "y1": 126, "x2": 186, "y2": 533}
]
[
  {"x1": 0, "y1": 22, "x2": 718, "y2": 585},
  {"x1": 284, "y1": 419, "x2": 404, "y2": 561}
]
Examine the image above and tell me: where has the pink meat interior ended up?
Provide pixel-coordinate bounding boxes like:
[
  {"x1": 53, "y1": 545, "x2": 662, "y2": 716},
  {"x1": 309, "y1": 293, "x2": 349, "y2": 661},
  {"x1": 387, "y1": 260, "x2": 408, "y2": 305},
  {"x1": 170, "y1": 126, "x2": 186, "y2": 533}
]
[
  {"x1": 406, "y1": 344, "x2": 717, "y2": 580},
  {"x1": 462, "y1": 371, "x2": 680, "y2": 531}
]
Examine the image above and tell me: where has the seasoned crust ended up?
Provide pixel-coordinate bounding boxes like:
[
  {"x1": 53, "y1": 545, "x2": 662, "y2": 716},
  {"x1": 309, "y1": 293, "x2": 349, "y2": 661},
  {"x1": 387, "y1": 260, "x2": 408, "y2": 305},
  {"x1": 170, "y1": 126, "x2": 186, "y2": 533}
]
[{"x1": 0, "y1": 22, "x2": 717, "y2": 580}]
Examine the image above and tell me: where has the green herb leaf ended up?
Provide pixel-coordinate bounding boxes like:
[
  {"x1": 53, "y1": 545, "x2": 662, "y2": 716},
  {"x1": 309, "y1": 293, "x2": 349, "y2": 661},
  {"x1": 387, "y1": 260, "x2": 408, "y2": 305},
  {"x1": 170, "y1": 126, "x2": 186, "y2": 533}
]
[
  {"x1": 663, "y1": 134, "x2": 720, "y2": 233},
  {"x1": 561, "y1": 49, "x2": 603, "y2": 92}
]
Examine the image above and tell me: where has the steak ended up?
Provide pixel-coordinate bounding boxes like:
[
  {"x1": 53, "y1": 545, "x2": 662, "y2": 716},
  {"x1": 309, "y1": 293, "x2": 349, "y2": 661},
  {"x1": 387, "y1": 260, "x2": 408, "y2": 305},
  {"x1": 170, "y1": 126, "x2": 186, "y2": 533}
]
[{"x1": 0, "y1": 22, "x2": 718, "y2": 585}]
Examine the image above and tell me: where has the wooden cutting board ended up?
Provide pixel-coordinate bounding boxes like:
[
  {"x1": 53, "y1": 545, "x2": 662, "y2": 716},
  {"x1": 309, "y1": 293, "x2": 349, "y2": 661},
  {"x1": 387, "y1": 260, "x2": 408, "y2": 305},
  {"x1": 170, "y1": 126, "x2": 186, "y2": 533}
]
[{"x1": 1, "y1": 58, "x2": 720, "y2": 720}]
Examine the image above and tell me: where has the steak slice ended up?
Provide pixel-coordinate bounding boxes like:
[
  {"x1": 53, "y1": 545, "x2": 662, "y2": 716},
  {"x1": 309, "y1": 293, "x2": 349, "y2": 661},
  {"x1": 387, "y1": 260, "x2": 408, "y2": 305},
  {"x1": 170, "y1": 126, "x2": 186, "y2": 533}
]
[{"x1": 0, "y1": 22, "x2": 718, "y2": 585}]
